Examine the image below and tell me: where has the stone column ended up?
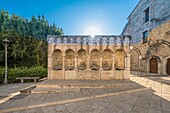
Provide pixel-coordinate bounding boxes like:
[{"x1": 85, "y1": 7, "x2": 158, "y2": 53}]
[
  {"x1": 75, "y1": 55, "x2": 77, "y2": 70},
  {"x1": 126, "y1": 53, "x2": 130, "y2": 70},
  {"x1": 100, "y1": 54, "x2": 103, "y2": 70},
  {"x1": 87, "y1": 54, "x2": 90, "y2": 70},
  {"x1": 160, "y1": 56, "x2": 163, "y2": 74},
  {"x1": 48, "y1": 44, "x2": 55, "y2": 80},
  {"x1": 124, "y1": 53, "x2": 130, "y2": 79},
  {"x1": 138, "y1": 56, "x2": 141, "y2": 77},
  {"x1": 48, "y1": 56, "x2": 53, "y2": 79},
  {"x1": 112, "y1": 55, "x2": 115, "y2": 70},
  {"x1": 100, "y1": 54, "x2": 102, "y2": 80},
  {"x1": 146, "y1": 59, "x2": 150, "y2": 77},
  {"x1": 62, "y1": 53, "x2": 65, "y2": 79}
]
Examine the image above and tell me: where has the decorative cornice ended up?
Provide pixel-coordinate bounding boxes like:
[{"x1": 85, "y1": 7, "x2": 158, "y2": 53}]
[{"x1": 47, "y1": 35, "x2": 131, "y2": 45}]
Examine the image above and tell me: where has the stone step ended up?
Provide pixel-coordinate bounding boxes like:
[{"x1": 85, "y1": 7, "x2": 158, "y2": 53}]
[
  {"x1": 36, "y1": 84, "x2": 123, "y2": 88},
  {"x1": 36, "y1": 79, "x2": 132, "y2": 89},
  {"x1": 31, "y1": 87, "x2": 80, "y2": 94}
]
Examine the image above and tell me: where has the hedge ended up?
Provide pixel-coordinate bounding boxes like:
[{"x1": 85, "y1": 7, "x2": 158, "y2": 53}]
[{"x1": 0, "y1": 66, "x2": 47, "y2": 84}]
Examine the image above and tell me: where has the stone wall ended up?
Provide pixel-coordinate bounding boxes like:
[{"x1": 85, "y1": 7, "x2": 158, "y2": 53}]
[
  {"x1": 130, "y1": 21, "x2": 170, "y2": 75},
  {"x1": 122, "y1": 0, "x2": 170, "y2": 44}
]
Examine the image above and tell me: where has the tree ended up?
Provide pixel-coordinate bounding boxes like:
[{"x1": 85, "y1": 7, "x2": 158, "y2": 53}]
[{"x1": 0, "y1": 10, "x2": 63, "y2": 68}]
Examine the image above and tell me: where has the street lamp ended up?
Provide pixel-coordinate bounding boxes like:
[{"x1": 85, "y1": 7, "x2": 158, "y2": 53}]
[
  {"x1": 3, "y1": 38, "x2": 9, "y2": 84},
  {"x1": 130, "y1": 45, "x2": 133, "y2": 50}
]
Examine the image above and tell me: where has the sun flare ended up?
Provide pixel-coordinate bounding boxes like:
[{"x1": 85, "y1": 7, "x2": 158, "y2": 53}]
[{"x1": 84, "y1": 26, "x2": 103, "y2": 37}]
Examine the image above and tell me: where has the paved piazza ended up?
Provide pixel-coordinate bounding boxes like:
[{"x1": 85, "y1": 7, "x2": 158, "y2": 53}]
[{"x1": 0, "y1": 74, "x2": 170, "y2": 113}]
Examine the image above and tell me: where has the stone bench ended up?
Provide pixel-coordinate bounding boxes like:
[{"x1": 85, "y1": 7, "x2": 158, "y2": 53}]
[{"x1": 16, "y1": 77, "x2": 40, "y2": 83}]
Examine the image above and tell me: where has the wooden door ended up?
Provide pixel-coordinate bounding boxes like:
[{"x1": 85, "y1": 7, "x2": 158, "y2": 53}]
[
  {"x1": 150, "y1": 58, "x2": 158, "y2": 73},
  {"x1": 167, "y1": 59, "x2": 170, "y2": 75}
]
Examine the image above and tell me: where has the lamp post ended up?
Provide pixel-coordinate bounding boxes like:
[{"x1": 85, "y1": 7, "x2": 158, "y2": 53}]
[{"x1": 3, "y1": 38, "x2": 9, "y2": 84}]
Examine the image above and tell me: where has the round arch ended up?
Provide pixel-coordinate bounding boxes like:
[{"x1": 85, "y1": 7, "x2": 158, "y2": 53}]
[
  {"x1": 90, "y1": 49, "x2": 100, "y2": 70},
  {"x1": 115, "y1": 49, "x2": 125, "y2": 70},
  {"x1": 65, "y1": 49, "x2": 75, "y2": 70},
  {"x1": 149, "y1": 57, "x2": 158, "y2": 73},
  {"x1": 102, "y1": 49, "x2": 113, "y2": 70},
  {"x1": 163, "y1": 55, "x2": 170, "y2": 75},
  {"x1": 167, "y1": 58, "x2": 170, "y2": 75},
  {"x1": 149, "y1": 39, "x2": 170, "y2": 75},
  {"x1": 77, "y1": 49, "x2": 87, "y2": 70},
  {"x1": 53, "y1": 49, "x2": 63, "y2": 70}
]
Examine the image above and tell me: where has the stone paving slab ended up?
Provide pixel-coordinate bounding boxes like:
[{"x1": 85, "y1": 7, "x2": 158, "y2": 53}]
[
  {"x1": 5, "y1": 89, "x2": 167, "y2": 113},
  {"x1": 0, "y1": 83, "x2": 36, "y2": 96},
  {"x1": 0, "y1": 79, "x2": 147, "y2": 112},
  {"x1": 0, "y1": 75, "x2": 170, "y2": 113},
  {"x1": 0, "y1": 87, "x2": 149, "y2": 113}
]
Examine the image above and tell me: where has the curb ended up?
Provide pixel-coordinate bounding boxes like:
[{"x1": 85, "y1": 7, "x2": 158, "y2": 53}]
[
  {"x1": 0, "y1": 87, "x2": 151, "y2": 113},
  {"x1": 0, "y1": 92, "x2": 20, "y2": 105},
  {"x1": 0, "y1": 84, "x2": 36, "y2": 105},
  {"x1": 20, "y1": 84, "x2": 36, "y2": 94}
]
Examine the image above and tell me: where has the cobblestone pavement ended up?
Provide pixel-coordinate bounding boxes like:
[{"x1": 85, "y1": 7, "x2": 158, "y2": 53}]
[{"x1": 0, "y1": 75, "x2": 170, "y2": 113}]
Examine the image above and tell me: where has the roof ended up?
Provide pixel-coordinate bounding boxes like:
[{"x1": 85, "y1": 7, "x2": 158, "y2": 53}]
[{"x1": 127, "y1": 0, "x2": 142, "y2": 19}]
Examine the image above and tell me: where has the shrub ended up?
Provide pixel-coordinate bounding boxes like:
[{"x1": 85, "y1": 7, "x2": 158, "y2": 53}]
[
  {"x1": 0, "y1": 67, "x2": 4, "y2": 84},
  {"x1": 0, "y1": 66, "x2": 47, "y2": 83}
]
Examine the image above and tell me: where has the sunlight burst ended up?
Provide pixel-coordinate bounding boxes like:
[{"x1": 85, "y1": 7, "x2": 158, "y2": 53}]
[{"x1": 84, "y1": 26, "x2": 103, "y2": 37}]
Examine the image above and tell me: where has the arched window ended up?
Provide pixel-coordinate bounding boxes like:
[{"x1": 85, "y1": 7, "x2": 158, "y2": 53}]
[
  {"x1": 102, "y1": 49, "x2": 113, "y2": 70},
  {"x1": 115, "y1": 49, "x2": 125, "y2": 70},
  {"x1": 77, "y1": 49, "x2": 87, "y2": 70},
  {"x1": 90, "y1": 49, "x2": 100, "y2": 70},
  {"x1": 53, "y1": 50, "x2": 62, "y2": 70},
  {"x1": 130, "y1": 50, "x2": 139, "y2": 71},
  {"x1": 65, "y1": 49, "x2": 75, "y2": 70}
]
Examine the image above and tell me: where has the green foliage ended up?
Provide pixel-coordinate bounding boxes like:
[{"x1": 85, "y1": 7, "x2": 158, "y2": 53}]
[
  {"x1": 0, "y1": 67, "x2": 47, "y2": 83},
  {"x1": 0, "y1": 10, "x2": 63, "y2": 68},
  {"x1": 0, "y1": 10, "x2": 63, "y2": 39},
  {"x1": 0, "y1": 67, "x2": 4, "y2": 83}
]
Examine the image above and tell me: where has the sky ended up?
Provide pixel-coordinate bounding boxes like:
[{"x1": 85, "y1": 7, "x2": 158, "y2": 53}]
[{"x1": 0, "y1": 0, "x2": 140, "y2": 35}]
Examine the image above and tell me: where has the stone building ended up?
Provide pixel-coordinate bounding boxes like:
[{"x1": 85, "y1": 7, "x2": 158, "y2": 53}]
[
  {"x1": 130, "y1": 21, "x2": 170, "y2": 76},
  {"x1": 122, "y1": 0, "x2": 170, "y2": 76},
  {"x1": 47, "y1": 35, "x2": 131, "y2": 80},
  {"x1": 122, "y1": 0, "x2": 170, "y2": 44}
]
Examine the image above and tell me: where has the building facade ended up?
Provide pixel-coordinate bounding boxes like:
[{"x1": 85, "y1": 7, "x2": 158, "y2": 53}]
[
  {"x1": 122, "y1": 0, "x2": 170, "y2": 76},
  {"x1": 131, "y1": 21, "x2": 170, "y2": 76},
  {"x1": 122, "y1": 0, "x2": 170, "y2": 44},
  {"x1": 47, "y1": 35, "x2": 131, "y2": 80}
]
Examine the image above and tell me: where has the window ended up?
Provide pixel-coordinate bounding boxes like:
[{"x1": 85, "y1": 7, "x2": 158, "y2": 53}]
[
  {"x1": 143, "y1": 31, "x2": 148, "y2": 43},
  {"x1": 144, "y1": 7, "x2": 149, "y2": 22}
]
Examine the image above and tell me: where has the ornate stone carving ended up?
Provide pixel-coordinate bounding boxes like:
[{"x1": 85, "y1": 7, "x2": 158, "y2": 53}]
[
  {"x1": 63, "y1": 37, "x2": 67, "y2": 44},
  {"x1": 116, "y1": 37, "x2": 122, "y2": 44},
  {"x1": 47, "y1": 36, "x2": 55, "y2": 44},
  {"x1": 48, "y1": 35, "x2": 131, "y2": 80},
  {"x1": 76, "y1": 37, "x2": 81, "y2": 44},
  {"x1": 70, "y1": 37, "x2": 74, "y2": 44},
  {"x1": 101, "y1": 37, "x2": 107, "y2": 45},
  {"x1": 109, "y1": 37, "x2": 115, "y2": 44},
  {"x1": 123, "y1": 36, "x2": 130, "y2": 44},
  {"x1": 56, "y1": 37, "x2": 61, "y2": 44},
  {"x1": 47, "y1": 35, "x2": 131, "y2": 45}
]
